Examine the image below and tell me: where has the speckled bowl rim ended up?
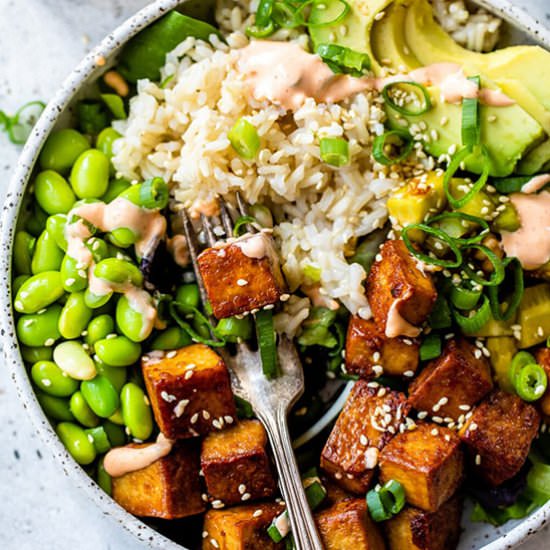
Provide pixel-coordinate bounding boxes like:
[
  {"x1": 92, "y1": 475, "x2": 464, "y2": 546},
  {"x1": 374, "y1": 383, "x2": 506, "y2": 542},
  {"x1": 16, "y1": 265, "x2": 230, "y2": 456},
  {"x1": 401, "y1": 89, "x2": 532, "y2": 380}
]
[{"x1": 0, "y1": 1, "x2": 549, "y2": 549}]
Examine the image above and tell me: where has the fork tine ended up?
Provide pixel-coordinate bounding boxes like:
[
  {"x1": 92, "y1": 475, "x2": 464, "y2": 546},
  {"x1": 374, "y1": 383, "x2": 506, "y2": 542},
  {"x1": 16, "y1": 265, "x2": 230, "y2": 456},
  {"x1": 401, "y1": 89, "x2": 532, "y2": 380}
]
[
  {"x1": 236, "y1": 192, "x2": 257, "y2": 234},
  {"x1": 219, "y1": 199, "x2": 234, "y2": 236},
  {"x1": 200, "y1": 213, "x2": 217, "y2": 247}
]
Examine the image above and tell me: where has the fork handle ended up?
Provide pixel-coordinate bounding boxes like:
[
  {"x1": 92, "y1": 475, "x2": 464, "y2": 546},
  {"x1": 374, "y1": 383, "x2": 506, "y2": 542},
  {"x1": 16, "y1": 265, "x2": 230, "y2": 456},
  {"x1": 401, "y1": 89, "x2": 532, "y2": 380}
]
[{"x1": 259, "y1": 407, "x2": 324, "y2": 550}]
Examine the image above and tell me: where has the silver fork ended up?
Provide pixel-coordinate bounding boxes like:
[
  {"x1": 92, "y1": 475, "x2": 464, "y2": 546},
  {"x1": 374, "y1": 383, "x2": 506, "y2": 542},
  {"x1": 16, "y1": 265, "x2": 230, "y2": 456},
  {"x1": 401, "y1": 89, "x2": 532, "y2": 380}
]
[{"x1": 179, "y1": 198, "x2": 324, "y2": 550}]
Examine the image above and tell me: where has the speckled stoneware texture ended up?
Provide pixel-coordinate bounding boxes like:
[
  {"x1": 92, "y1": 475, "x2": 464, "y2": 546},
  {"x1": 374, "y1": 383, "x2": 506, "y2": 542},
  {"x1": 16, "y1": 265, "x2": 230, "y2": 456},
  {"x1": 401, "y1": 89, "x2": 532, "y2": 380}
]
[{"x1": 0, "y1": 1, "x2": 549, "y2": 549}]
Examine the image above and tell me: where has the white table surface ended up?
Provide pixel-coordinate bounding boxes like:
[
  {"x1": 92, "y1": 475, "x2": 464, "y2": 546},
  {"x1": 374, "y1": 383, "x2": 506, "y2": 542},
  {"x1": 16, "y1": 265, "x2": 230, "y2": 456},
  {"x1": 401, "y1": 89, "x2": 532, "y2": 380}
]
[{"x1": 1, "y1": 1, "x2": 549, "y2": 549}]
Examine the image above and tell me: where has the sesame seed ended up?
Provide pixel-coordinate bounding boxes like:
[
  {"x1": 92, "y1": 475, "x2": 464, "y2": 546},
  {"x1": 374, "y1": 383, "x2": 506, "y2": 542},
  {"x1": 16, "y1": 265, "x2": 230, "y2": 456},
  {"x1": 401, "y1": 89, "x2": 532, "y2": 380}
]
[
  {"x1": 280, "y1": 294, "x2": 290, "y2": 301},
  {"x1": 174, "y1": 399, "x2": 190, "y2": 418},
  {"x1": 334, "y1": 472, "x2": 343, "y2": 480},
  {"x1": 475, "y1": 454, "x2": 482, "y2": 465},
  {"x1": 431, "y1": 428, "x2": 439, "y2": 436},
  {"x1": 237, "y1": 279, "x2": 248, "y2": 286},
  {"x1": 166, "y1": 350, "x2": 177, "y2": 359},
  {"x1": 212, "y1": 419, "x2": 222, "y2": 429},
  {"x1": 364, "y1": 447, "x2": 379, "y2": 469},
  {"x1": 161, "y1": 391, "x2": 177, "y2": 403},
  {"x1": 253, "y1": 509, "x2": 263, "y2": 518},
  {"x1": 211, "y1": 539, "x2": 220, "y2": 548},
  {"x1": 190, "y1": 413, "x2": 199, "y2": 424},
  {"x1": 372, "y1": 352, "x2": 381, "y2": 362},
  {"x1": 224, "y1": 415, "x2": 234, "y2": 424},
  {"x1": 403, "y1": 370, "x2": 415, "y2": 377},
  {"x1": 372, "y1": 365, "x2": 384, "y2": 376},
  {"x1": 458, "y1": 404, "x2": 471, "y2": 411},
  {"x1": 417, "y1": 411, "x2": 428, "y2": 419},
  {"x1": 202, "y1": 410, "x2": 211, "y2": 420},
  {"x1": 238, "y1": 484, "x2": 247, "y2": 494},
  {"x1": 211, "y1": 500, "x2": 225, "y2": 509},
  {"x1": 44, "y1": 338, "x2": 55, "y2": 347},
  {"x1": 469, "y1": 422, "x2": 478, "y2": 431},
  {"x1": 184, "y1": 370, "x2": 194, "y2": 380},
  {"x1": 432, "y1": 416, "x2": 443, "y2": 423},
  {"x1": 202, "y1": 493, "x2": 209, "y2": 502},
  {"x1": 202, "y1": 531, "x2": 208, "y2": 539},
  {"x1": 360, "y1": 435, "x2": 368, "y2": 446}
]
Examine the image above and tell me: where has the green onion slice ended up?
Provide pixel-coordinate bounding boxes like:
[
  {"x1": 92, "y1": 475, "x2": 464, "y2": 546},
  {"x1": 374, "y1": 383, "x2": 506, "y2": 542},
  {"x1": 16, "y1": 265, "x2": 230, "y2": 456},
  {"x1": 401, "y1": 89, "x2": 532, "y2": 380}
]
[
  {"x1": 487, "y1": 257, "x2": 524, "y2": 321},
  {"x1": 169, "y1": 303, "x2": 226, "y2": 347},
  {"x1": 425, "y1": 212, "x2": 490, "y2": 245},
  {"x1": 307, "y1": 0, "x2": 351, "y2": 27},
  {"x1": 514, "y1": 363, "x2": 548, "y2": 402},
  {"x1": 100, "y1": 94, "x2": 127, "y2": 120},
  {"x1": 461, "y1": 76, "x2": 481, "y2": 148},
  {"x1": 214, "y1": 316, "x2": 253, "y2": 343},
  {"x1": 320, "y1": 137, "x2": 350, "y2": 167},
  {"x1": 420, "y1": 333, "x2": 442, "y2": 361},
  {"x1": 452, "y1": 294, "x2": 491, "y2": 334},
  {"x1": 256, "y1": 0, "x2": 275, "y2": 27},
  {"x1": 382, "y1": 81, "x2": 432, "y2": 116},
  {"x1": 402, "y1": 225, "x2": 463, "y2": 268},
  {"x1": 233, "y1": 215, "x2": 256, "y2": 237},
  {"x1": 379, "y1": 480, "x2": 406, "y2": 515},
  {"x1": 462, "y1": 244, "x2": 505, "y2": 287},
  {"x1": 443, "y1": 145, "x2": 490, "y2": 209},
  {"x1": 428, "y1": 294, "x2": 453, "y2": 330},
  {"x1": 373, "y1": 130, "x2": 414, "y2": 166},
  {"x1": 139, "y1": 177, "x2": 169, "y2": 210},
  {"x1": 366, "y1": 489, "x2": 392, "y2": 522},
  {"x1": 525, "y1": 463, "x2": 550, "y2": 506},
  {"x1": 450, "y1": 283, "x2": 482, "y2": 310},
  {"x1": 316, "y1": 43, "x2": 370, "y2": 76},
  {"x1": 1, "y1": 100, "x2": 46, "y2": 145},
  {"x1": 246, "y1": 21, "x2": 276, "y2": 38},
  {"x1": 229, "y1": 118, "x2": 261, "y2": 160},
  {"x1": 255, "y1": 309, "x2": 279, "y2": 378},
  {"x1": 509, "y1": 351, "x2": 537, "y2": 386},
  {"x1": 492, "y1": 175, "x2": 533, "y2": 194}
]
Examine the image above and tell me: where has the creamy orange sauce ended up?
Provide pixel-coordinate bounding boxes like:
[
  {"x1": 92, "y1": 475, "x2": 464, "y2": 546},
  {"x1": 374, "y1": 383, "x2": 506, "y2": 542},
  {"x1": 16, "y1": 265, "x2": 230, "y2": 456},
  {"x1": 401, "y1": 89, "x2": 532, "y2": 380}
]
[
  {"x1": 167, "y1": 235, "x2": 190, "y2": 267},
  {"x1": 385, "y1": 300, "x2": 422, "y2": 338},
  {"x1": 103, "y1": 433, "x2": 174, "y2": 478},
  {"x1": 522, "y1": 174, "x2": 550, "y2": 194},
  {"x1": 501, "y1": 191, "x2": 550, "y2": 270},
  {"x1": 234, "y1": 232, "x2": 269, "y2": 259},
  {"x1": 237, "y1": 42, "x2": 513, "y2": 110}
]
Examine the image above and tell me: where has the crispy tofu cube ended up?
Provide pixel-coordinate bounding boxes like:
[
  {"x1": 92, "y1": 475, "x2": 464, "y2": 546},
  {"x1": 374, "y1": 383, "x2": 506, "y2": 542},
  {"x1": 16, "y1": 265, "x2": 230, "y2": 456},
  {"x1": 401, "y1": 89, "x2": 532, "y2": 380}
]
[
  {"x1": 321, "y1": 380, "x2": 410, "y2": 494},
  {"x1": 345, "y1": 316, "x2": 419, "y2": 379},
  {"x1": 459, "y1": 390, "x2": 540, "y2": 486},
  {"x1": 321, "y1": 474, "x2": 355, "y2": 507},
  {"x1": 315, "y1": 499, "x2": 386, "y2": 550},
  {"x1": 384, "y1": 495, "x2": 463, "y2": 550},
  {"x1": 201, "y1": 419, "x2": 277, "y2": 506},
  {"x1": 112, "y1": 440, "x2": 205, "y2": 519},
  {"x1": 379, "y1": 423, "x2": 464, "y2": 512},
  {"x1": 366, "y1": 239, "x2": 437, "y2": 337},
  {"x1": 197, "y1": 232, "x2": 286, "y2": 319},
  {"x1": 142, "y1": 344, "x2": 237, "y2": 439},
  {"x1": 536, "y1": 348, "x2": 550, "y2": 416},
  {"x1": 408, "y1": 339, "x2": 493, "y2": 420},
  {"x1": 202, "y1": 502, "x2": 285, "y2": 550}
]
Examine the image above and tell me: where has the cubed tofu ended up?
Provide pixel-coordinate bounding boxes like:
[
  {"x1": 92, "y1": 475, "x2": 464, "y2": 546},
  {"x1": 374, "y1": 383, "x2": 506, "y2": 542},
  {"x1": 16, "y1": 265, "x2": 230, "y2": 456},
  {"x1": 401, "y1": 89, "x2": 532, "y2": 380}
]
[
  {"x1": 321, "y1": 380, "x2": 410, "y2": 494},
  {"x1": 321, "y1": 474, "x2": 355, "y2": 507},
  {"x1": 366, "y1": 239, "x2": 437, "y2": 337},
  {"x1": 142, "y1": 344, "x2": 237, "y2": 439},
  {"x1": 112, "y1": 440, "x2": 205, "y2": 519},
  {"x1": 197, "y1": 232, "x2": 287, "y2": 319},
  {"x1": 202, "y1": 502, "x2": 285, "y2": 550},
  {"x1": 384, "y1": 495, "x2": 463, "y2": 550},
  {"x1": 459, "y1": 390, "x2": 540, "y2": 486},
  {"x1": 536, "y1": 348, "x2": 550, "y2": 416},
  {"x1": 408, "y1": 339, "x2": 493, "y2": 420},
  {"x1": 379, "y1": 423, "x2": 464, "y2": 512},
  {"x1": 315, "y1": 499, "x2": 386, "y2": 550},
  {"x1": 345, "y1": 316, "x2": 419, "y2": 379},
  {"x1": 201, "y1": 419, "x2": 277, "y2": 506}
]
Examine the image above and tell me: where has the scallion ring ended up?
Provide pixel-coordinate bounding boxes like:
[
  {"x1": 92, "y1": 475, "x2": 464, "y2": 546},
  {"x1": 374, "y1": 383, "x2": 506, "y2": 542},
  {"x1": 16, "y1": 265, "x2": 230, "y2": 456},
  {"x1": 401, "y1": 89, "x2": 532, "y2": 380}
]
[
  {"x1": 139, "y1": 177, "x2": 169, "y2": 210},
  {"x1": 382, "y1": 81, "x2": 432, "y2": 116},
  {"x1": 233, "y1": 215, "x2": 256, "y2": 237},
  {"x1": 255, "y1": 0, "x2": 275, "y2": 27},
  {"x1": 373, "y1": 130, "x2": 414, "y2": 166},
  {"x1": 461, "y1": 75, "x2": 481, "y2": 148},
  {"x1": 402, "y1": 224, "x2": 463, "y2": 268},
  {"x1": 488, "y1": 257, "x2": 524, "y2": 321},
  {"x1": 420, "y1": 333, "x2": 442, "y2": 361},
  {"x1": 443, "y1": 145, "x2": 490, "y2": 209},
  {"x1": 452, "y1": 294, "x2": 491, "y2": 334},
  {"x1": 462, "y1": 244, "x2": 505, "y2": 287},
  {"x1": 379, "y1": 480, "x2": 406, "y2": 515},
  {"x1": 307, "y1": 0, "x2": 351, "y2": 28},
  {"x1": 425, "y1": 212, "x2": 490, "y2": 245},
  {"x1": 316, "y1": 43, "x2": 370, "y2": 76},
  {"x1": 320, "y1": 137, "x2": 350, "y2": 167},
  {"x1": 514, "y1": 363, "x2": 548, "y2": 402},
  {"x1": 450, "y1": 283, "x2": 482, "y2": 310},
  {"x1": 246, "y1": 21, "x2": 276, "y2": 38},
  {"x1": 256, "y1": 309, "x2": 279, "y2": 379},
  {"x1": 509, "y1": 351, "x2": 537, "y2": 387},
  {"x1": 366, "y1": 489, "x2": 392, "y2": 522}
]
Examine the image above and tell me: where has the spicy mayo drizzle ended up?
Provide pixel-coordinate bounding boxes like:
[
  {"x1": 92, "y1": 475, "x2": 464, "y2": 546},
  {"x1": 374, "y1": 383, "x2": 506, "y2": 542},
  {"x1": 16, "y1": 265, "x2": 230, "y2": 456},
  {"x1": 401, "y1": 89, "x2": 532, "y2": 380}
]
[
  {"x1": 103, "y1": 433, "x2": 174, "y2": 478},
  {"x1": 237, "y1": 41, "x2": 514, "y2": 111},
  {"x1": 385, "y1": 300, "x2": 422, "y2": 339}
]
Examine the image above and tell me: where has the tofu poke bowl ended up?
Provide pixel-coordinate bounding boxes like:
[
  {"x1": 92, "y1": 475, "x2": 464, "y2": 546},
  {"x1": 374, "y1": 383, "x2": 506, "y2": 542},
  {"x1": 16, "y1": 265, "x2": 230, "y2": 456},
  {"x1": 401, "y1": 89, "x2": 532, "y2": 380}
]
[{"x1": 4, "y1": 0, "x2": 550, "y2": 548}]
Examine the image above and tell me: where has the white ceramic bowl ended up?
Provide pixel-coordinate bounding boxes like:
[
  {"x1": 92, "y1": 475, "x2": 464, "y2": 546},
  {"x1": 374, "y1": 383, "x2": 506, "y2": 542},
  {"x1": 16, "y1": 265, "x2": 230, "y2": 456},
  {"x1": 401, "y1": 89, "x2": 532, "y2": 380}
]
[{"x1": 1, "y1": 1, "x2": 549, "y2": 548}]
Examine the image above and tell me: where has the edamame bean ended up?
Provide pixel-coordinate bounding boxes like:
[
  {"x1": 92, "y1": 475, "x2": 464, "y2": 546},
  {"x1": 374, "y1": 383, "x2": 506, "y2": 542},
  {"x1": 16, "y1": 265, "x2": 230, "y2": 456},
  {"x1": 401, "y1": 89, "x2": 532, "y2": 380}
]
[
  {"x1": 34, "y1": 170, "x2": 76, "y2": 215},
  {"x1": 151, "y1": 326, "x2": 192, "y2": 351},
  {"x1": 81, "y1": 375, "x2": 120, "y2": 418},
  {"x1": 101, "y1": 178, "x2": 131, "y2": 203},
  {"x1": 36, "y1": 390, "x2": 74, "y2": 421},
  {"x1": 69, "y1": 391, "x2": 100, "y2": 428},
  {"x1": 94, "y1": 258, "x2": 143, "y2": 287},
  {"x1": 70, "y1": 149, "x2": 110, "y2": 199},
  {"x1": 60, "y1": 255, "x2": 88, "y2": 292},
  {"x1": 175, "y1": 283, "x2": 200, "y2": 312},
  {"x1": 96, "y1": 360, "x2": 127, "y2": 393},
  {"x1": 116, "y1": 294, "x2": 155, "y2": 343},
  {"x1": 14, "y1": 271, "x2": 64, "y2": 314},
  {"x1": 39, "y1": 128, "x2": 90, "y2": 173},
  {"x1": 31, "y1": 360, "x2": 79, "y2": 397},
  {"x1": 215, "y1": 316, "x2": 253, "y2": 342},
  {"x1": 96, "y1": 128, "x2": 121, "y2": 159},
  {"x1": 84, "y1": 287, "x2": 112, "y2": 309},
  {"x1": 97, "y1": 457, "x2": 112, "y2": 495},
  {"x1": 58, "y1": 292, "x2": 93, "y2": 339},
  {"x1": 85, "y1": 315, "x2": 115, "y2": 346},
  {"x1": 46, "y1": 214, "x2": 68, "y2": 251},
  {"x1": 13, "y1": 275, "x2": 30, "y2": 296},
  {"x1": 108, "y1": 409, "x2": 124, "y2": 425},
  {"x1": 25, "y1": 204, "x2": 48, "y2": 237},
  {"x1": 53, "y1": 341, "x2": 96, "y2": 380},
  {"x1": 192, "y1": 316, "x2": 211, "y2": 340},
  {"x1": 14, "y1": 231, "x2": 36, "y2": 275},
  {"x1": 120, "y1": 382, "x2": 153, "y2": 440},
  {"x1": 31, "y1": 230, "x2": 64, "y2": 274},
  {"x1": 85, "y1": 426, "x2": 111, "y2": 453},
  {"x1": 16, "y1": 304, "x2": 62, "y2": 347},
  {"x1": 85, "y1": 237, "x2": 109, "y2": 263},
  {"x1": 103, "y1": 420, "x2": 126, "y2": 447},
  {"x1": 56, "y1": 422, "x2": 97, "y2": 465},
  {"x1": 95, "y1": 336, "x2": 141, "y2": 367},
  {"x1": 20, "y1": 345, "x2": 53, "y2": 364},
  {"x1": 107, "y1": 228, "x2": 137, "y2": 248}
]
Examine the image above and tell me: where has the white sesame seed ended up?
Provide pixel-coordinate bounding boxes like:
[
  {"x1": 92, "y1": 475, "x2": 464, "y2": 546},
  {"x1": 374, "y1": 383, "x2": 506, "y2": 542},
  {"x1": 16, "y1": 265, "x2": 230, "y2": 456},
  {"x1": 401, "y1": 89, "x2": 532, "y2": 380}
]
[
  {"x1": 431, "y1": 428, "x2": 439, "y2": 436},
  {"x1": 458, "y1": 404, "x2": 471, "y2": 411},
  {"x1": 475, "y1": 454, "x2": 482, "y2": 465},
  {"x1": 334, "y1": 472, "x2": 343, "y2": 480},
  {"x1": 190, "y1": 413, "x2": 199, "y2": 424},
  {"x1": 202, "y1": 531, "x2": 208, "y2": 539},
  {"x1": 211, "y1": 539, "x2": 220, "y2": 548},
  {"x1": 174, "y1": 399, "x2": 190, "y2": 418},
  {"x1": 364, "y1": 447, "x2": 379, "y2": 469},
  {"x1": 237, "y1": 279, "x2": 248, "y2": 286},
  {"x1": 211, "y1": 500, "x2": 225, "y2": 509},
  {"x1": 280, "y1": 294, "x2": 290, "y2": 302},
  {"x1": 44, "y1": 338, "x2": 55, "y2": 347},
  {"x1": 224, "y1": 415, "x2": 234, "y2": 424},
  {"x1": 403, "y1": 370, "x2": 415, "y2": 377},
  {"x1": 161, "y1": 391, "x2": 177, "y2": 403},
  {"x1": 253, "y1": 509, "x2": 263, "y2": 518},
  {"x1": 241, "y1": 493, "x2": 251, "y2": 501},
  {"x1": 184, "y1": 370, "x2": 194, "y2": 380},
  {"x1": 360, "y1": 435, "x2": 368, "y2": 446},
  {"x1": 372, "y1": 365, "x2": 384, "y2": 376},
  {"x1": 166, "y1": 350, "x2": 177, "y2": 359},
  {"x1": 238, "y1": 484, "x2": 247, "y2": 494},
  {"x1": 417, "y1": 411, "x2": 428, "y2": 419}
]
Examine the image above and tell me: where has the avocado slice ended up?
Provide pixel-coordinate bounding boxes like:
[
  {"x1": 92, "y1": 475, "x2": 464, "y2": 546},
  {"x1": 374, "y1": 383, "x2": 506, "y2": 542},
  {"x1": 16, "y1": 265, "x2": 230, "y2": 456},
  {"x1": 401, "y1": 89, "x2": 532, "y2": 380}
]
[
  {"x1": 370, "y1": 1, "x2": 421, "y2": 73},
  {"x1": 517, "y1": 139, "x2": 550, "y2": 175},
  {"x1": 309, "y1": 0, "x2": 395, "y2": 74},
  {"x1": 386, "y1": 83, "x2": 544, "y2": 177}
]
